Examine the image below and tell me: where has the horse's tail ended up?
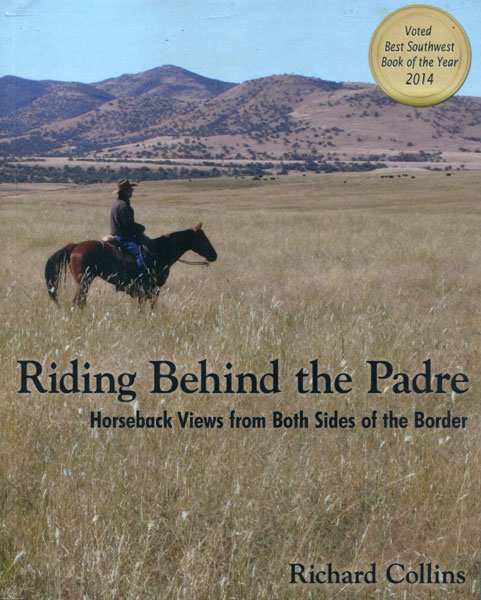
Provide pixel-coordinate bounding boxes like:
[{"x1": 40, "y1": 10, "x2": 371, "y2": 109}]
[{"x1": 45, "y1": 243, "x2": 76, "y2": 302}]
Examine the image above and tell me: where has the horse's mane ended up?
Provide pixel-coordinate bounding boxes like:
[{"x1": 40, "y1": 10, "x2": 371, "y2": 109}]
[
  {"x1": 150, "y1": 229, "x2": 195, "y2": 259},
  {"x1": 151, "y1": 235, "x2": 171, "y2": 256}
]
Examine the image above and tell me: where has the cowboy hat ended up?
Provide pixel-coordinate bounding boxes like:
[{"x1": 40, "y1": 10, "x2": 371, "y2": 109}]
[{"x1": 116, "y1": 178, "x2": 137, "y2": 192}]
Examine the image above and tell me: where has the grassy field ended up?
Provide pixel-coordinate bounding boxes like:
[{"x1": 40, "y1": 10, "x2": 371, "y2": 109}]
[{"x1": 1, "y1": 171, "x2": 480, "y2": 599}]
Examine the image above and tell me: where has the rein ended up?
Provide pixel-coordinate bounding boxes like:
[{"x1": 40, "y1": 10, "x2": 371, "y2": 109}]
[{"x1": 178, "y1": 258, "x2": 209, "y2": 267}]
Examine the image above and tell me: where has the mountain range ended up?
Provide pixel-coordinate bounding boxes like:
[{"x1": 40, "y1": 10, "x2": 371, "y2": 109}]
[{"x1": 1, "y1": 65, "x2": 480, "y2": 162}]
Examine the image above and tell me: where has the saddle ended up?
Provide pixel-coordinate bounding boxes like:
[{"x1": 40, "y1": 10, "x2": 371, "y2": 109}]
[
  {"x1": 101, "y1": 235, "x2": 136, "y2": 265},
  {"x1": 101, "y1": 234, "x2": 141, "y2": 292}
]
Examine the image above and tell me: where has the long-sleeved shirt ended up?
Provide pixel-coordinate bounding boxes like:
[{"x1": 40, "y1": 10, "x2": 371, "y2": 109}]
[{"x1": 110, "y1": 194, "x2": 145, "y2": 240}]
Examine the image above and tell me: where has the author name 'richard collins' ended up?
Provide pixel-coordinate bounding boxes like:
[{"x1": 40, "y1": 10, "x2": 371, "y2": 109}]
[{"x1": 289, "y1": 562, "x2": 466, "y2": 585}]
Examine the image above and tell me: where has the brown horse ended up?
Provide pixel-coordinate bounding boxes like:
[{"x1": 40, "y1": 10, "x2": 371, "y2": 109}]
[{"x1": 45, "y1": 223, "x2": 217, "y2": 307}]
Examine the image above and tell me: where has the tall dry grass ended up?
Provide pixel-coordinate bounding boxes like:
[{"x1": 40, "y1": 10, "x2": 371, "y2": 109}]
[{"x1": 0, "y1": 172, "x2": 480, "y2": 599}]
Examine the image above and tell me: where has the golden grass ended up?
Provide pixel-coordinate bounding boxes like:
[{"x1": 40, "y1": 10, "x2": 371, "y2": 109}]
[{"x1": 0, "y1": 171, "x2": 480, "y2": 599}]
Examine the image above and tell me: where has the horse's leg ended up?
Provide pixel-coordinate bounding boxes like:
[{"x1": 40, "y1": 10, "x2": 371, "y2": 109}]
[
  {"x1": 137, "y1": 287, "x2": 147, "y2": 309},
  {"x1": 74, "y1": 270, "x2": 94, "y2": 308},
  {"x1": 150, "y1": 287, "x2": 160, "y2": 310},
  {"x1": 136, "y1": 272, "x2": 155, "y2": 308},
  {"x1": 70, "y1": 251, "x2": 95, "y2": 308}
]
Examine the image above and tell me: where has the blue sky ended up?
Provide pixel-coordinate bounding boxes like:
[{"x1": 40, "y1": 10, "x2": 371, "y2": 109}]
[{"x1": 1, "y1": 0, "x2": 479, "y2": 96}]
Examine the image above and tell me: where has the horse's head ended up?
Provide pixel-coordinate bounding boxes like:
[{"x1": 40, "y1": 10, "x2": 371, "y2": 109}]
[{"x1": 191, "y1": 223, "x2": 217, "y2": 262}]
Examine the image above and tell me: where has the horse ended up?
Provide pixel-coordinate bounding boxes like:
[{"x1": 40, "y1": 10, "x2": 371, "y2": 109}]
[{"x1": 45, "y1": 223, "x2": 217, "y2": 307}]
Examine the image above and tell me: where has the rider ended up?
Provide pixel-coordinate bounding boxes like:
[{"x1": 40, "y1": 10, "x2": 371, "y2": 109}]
[{"x1": 110, "y1": 179, "x2": 150, "y2": 284}]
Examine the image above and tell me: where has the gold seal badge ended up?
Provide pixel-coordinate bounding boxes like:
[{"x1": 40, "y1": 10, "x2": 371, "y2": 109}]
[{"x1": 369, "y1": 4, "x2": 471, "y2": 106}]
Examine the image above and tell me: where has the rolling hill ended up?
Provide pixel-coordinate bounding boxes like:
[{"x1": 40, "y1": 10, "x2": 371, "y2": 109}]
[
  {"x1": 0, "y1": 82, "x2": 115, "y2": 135},
  {"x1": 93, "y1": 64, "x2": 236, "y2": 100},
  {"x1": 0, "y1": 75, "x2": 64, "y2": 116},
  {"x1": 1, "y1": 65, "x2": 480, "y2": 164}
]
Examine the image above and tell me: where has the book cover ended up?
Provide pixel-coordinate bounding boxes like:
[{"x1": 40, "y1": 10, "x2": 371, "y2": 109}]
[{"x1": 1, "y1": 1, "x2": 479, "y2": 598}]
